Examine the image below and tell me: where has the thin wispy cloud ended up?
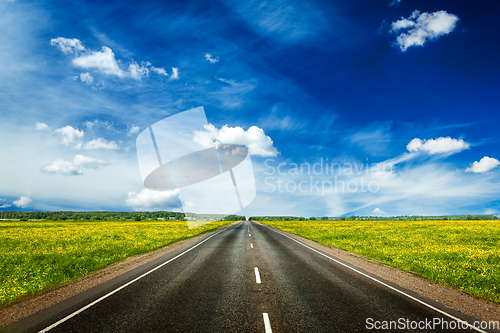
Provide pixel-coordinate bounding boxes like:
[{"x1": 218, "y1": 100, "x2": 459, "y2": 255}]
[
  {"x1": 83, "y1": 138, "x2": 119, "y2": 150},
  {"x1": 224, "y1": 0, "x2": 328, "y2": 43}
]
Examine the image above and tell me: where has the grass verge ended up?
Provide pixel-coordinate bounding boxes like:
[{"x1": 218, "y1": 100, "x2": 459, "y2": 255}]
[
  {"x1": 0, "y1": 220, "x2": 232, "y2": 306},
  {"x1": 261, "y1": 220, "x2": 500, "y2": 304}
]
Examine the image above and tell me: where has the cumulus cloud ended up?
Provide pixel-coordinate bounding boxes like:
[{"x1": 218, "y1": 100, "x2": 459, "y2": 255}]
[
  {"x1": 80, "y1": 72, "x2": 94, "y2": 84},
  {"x1": 372, "y1": 207, "x2": 386, "y2": 216},
  {"x1": 35, "y1": 122, "x2": 49, "y2": 131},
  {"x1": 54, "y1": 125, "x2": 85, "y2": 148},
  {"x1": 390, "y1": 10, "x2": 459, "y2": 51},
  {"x1": 0, "y1": 204, "x2": 11, "y2": 208},
  {"x1": 406, "y1": 137, "x2": 469, "y2": 155},
  {"x1": 389, "y1": 0, "x2": 401, "y2": 6},
  {"x1": 52, "y1": 37, "x2": 170, "y2": 80},
  {"x1": 13, "y1": 196, "x2": 32, "y2": 208},
  {"x1": 466, "y1": 156, "x2": 500, "y2": 174},
  {"x1": 127, "y1": 125, "x2": 140, "y2": 136},
  {"x1": 50, "y1": 37, "x2": 85, "y2": 54},
  {"x1": 41, "y1": 159, "x2": 83, "y2": 176},
  {"x1": 125, "y1": 189, "x2": 180, "y2": 211},
  {"x1": 41, "y1": 155, "x2": 109, "y2": 176},
  {"x1": 204, "y1": 53, "x2": 219, "y2": 63},
  {"x1": 193, "y1": 124, "x2": 278, "y2": 157},
  {"x1": 72, "y1": 46, "x2": 125, "y2": 77},
  {"x1": 83, "y1": 138, "x2": 119, "y2": 150}
]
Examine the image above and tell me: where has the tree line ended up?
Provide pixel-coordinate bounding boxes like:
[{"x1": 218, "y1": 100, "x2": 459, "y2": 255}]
[
  {"x1": 249, "y1": 214, "x2": 498, "y2": 221},
  {"x1": 0, "y1": 211, "x2": 185, "y2": 221}
]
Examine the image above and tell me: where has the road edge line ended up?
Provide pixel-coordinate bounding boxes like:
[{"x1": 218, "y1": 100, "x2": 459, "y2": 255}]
[
  {"x1": 37, "y1": 224, "x2": 235, "y2": 333},
  {"x1": 259, "y1": 222, "x2": 487, "y2": 333}
]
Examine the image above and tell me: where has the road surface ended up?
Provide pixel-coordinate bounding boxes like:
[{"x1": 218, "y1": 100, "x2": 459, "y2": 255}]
[{"x1": 2, "y1": 221, "x2": 495, "y2": 333}]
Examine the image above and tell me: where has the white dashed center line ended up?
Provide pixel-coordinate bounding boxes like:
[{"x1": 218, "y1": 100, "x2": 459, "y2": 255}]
[
  {"x1": 263, "y1": 313, "x2": 273, "y2": 333},
  {"x1": 254, "y1": 267, "x2": 261, "y2": 284}
]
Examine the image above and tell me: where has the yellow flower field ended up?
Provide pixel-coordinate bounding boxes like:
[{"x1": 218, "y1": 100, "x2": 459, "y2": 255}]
[
  {"x1": 0, "y1": 220, "x2": 231, "y2": 306},
  {"x1": 262, "y1": 220, "x2": 500, "y2": 304}
]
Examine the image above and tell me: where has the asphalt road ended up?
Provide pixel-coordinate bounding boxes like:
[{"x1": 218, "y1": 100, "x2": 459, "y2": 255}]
[{"x1": 2, "y1": 221, "x2": 495, "y2": 333}]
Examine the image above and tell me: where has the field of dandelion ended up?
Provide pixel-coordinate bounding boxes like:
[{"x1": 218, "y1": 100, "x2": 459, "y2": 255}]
[
  {"x1": 261, "y1": 220, "x2": 500, "y2": 304},
  {"x1": 0, "y1": 220, "x2": 231, "y2": 307}
]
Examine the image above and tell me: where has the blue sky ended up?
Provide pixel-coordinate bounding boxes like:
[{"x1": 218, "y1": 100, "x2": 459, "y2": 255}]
[{"x1": 1, "y1": 0, "x2": 499, "y2": 217}]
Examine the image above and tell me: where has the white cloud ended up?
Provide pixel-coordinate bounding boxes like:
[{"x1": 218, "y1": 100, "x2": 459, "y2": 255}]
[
  {"x1": 41, "y1": 159, "x2": 83, "y2": 176},
  {"x1": 83, "y1": 138, "x2": 119, "y2": 150},
  {"x1": 388, "y1": 0, "x2": 401, "y2": 6},
  {"x1": 82, "y1": 119, "x2": 117, "y2": 132},
  {"x1": 151, "y1": 66, "x2": 168, "y2": 75},
  {"x1": 390, "y1": 10, "x2": 459, "y2": 51},
  {"x1": 193, "y1": 124, "x2": 278, "y2": 157},
  {"x1": 53, "y1": 125, "x2": 85, "y2": 148},
  {"x1": 35, "y1": 122, "x2": 49, "y2": 131},
  {"x1": 406, "y1": 137, "x2": 469, "y2": 155},
  {"x1": 0, "y1": 204, "x2": 11, "y2": 208},
  {"x1": 80, "y1": 72, "x2": 94, "y2": 84},
  {"x1": 372, "y1": 207, "x2": 386, "y2": 216},
  {"x1": 204, "y1": 53, "x2": 219, "y2": 63},
  {"x1": 127, "y1": 125, "x2": 140, "y2": 136},
  {"x1": 73, "y1": 46, "x2": 126, "y2": 77},
  {"x1": 170, "y1": 67, "x2": 179, "y2": 80},
  {"x1": 50, "y1": 37, "x2": 85, "y2": 54},
  {"x1": 466, "y1": 156, "x2": 500, "y2": 174},
  {"x1": 52, "y1": 38, "x2": 169, "y2": 80},
  {"x1": 13, "y1": 196, "x2": 32, "y2": 208},
  {"x1": 73, "y1": 155, "x2": 109, "y2": 169},
  {"x1": 40, "y1": 155, "x2": 109, "y2": 176},
  {"x1": 125, "y1": 189, "x2": 180, "y2": 211},
  {"x1": 128, "y1": 61, "x2": 150, "y2": 80}
]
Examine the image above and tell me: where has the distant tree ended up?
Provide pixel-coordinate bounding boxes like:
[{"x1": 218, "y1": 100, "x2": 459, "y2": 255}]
[
  {"x1": 309, "y1": 217, "x2": 316, "y2": 220},
  {"x1": 320, "y1": 216, "x2": 329, "y2": 220},
  {"x1": 59, "y1": 215, "x2": 67, "y2": 220},
  {"x1": 338, "y1": 217, "x2": 346, "y2": 221},
  {"x1": 92, "y1": 216, "x2": 101, "y2": 221},
  {"x1": 349, "y1": 216, "x2": 357, "y2": 220},
  {"x1": 134, "y1": 215, "x2": 141, "y2": 221},
  {"x1": 298, "y1": 217, "x2": 305, "y2": 221},
  {"x1": 443, "y1": 216, "x2": 449, "y2": 220}
]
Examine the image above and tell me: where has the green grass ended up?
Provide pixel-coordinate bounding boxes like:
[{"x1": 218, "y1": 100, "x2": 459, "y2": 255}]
[
  {"x1": 261, "y1": 220, "x2": 500, "y2": 304},
  {"x1": 0, "y1": 220, "x2": 232, "y2": 306}
]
